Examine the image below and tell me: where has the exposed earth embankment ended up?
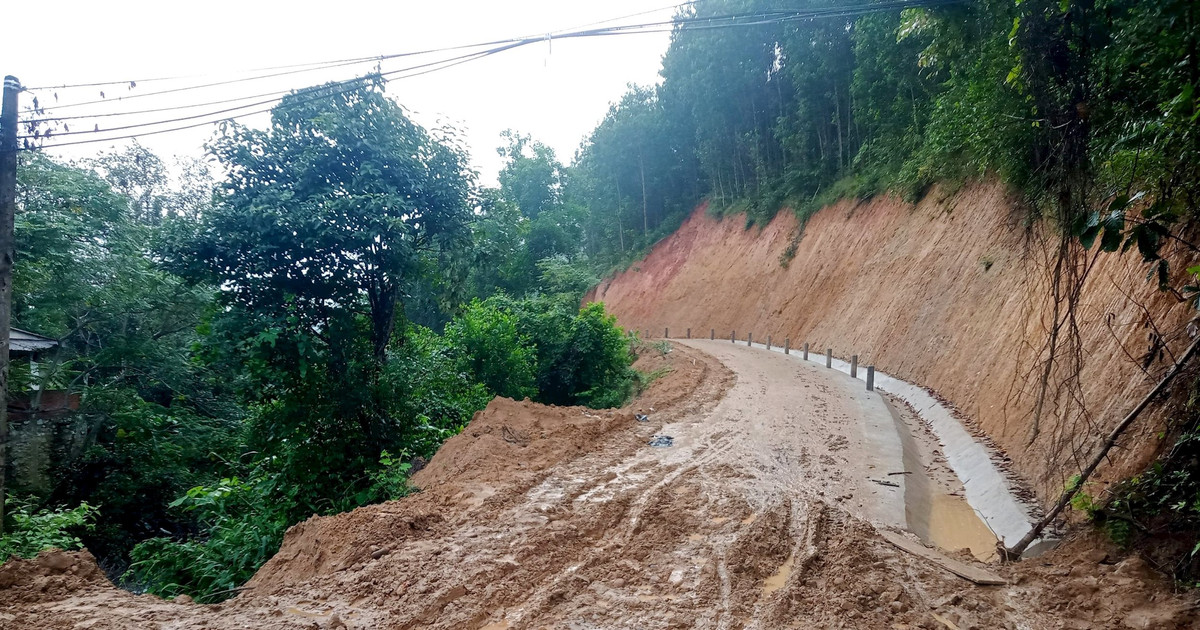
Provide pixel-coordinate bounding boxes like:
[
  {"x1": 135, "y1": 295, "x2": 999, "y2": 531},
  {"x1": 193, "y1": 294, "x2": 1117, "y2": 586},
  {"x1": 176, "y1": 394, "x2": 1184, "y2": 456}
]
[{"x1": 587, "y1": 180, "x2": 1198, "y2": 504}]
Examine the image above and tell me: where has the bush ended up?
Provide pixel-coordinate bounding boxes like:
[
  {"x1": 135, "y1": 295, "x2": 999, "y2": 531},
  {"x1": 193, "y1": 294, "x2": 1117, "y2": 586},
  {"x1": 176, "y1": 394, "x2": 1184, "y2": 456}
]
[
  {"x1": 124, "y1": 476, "x2": 289, "y2": 600},
  {"x1": 483, "y1": 295, "x2": 636, "y2": 408},
  {"x1": 53, "y1": 387, "x2": 242, "y2": 571},
  {"x1": 563, "y1": 303, "x2": 638, "y2": 408},
  {"x1": 0, "y1": 498, "x2": 98, "y2": 559},
  {"x1": 444, "y1": 299, "x2": 538, "y2": 400},
  {"x1": 384, "y1": 325, "x2": 493, "y2": 458}
]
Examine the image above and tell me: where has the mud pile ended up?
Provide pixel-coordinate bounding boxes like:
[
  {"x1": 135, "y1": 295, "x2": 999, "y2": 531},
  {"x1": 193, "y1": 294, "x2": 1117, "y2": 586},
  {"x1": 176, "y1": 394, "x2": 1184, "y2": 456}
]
[
  {"x1": 249, "y1": 397, "x2": 636, "y2": 595},
  {"x1": 587, "y1": 180, "x2": 1199, "y2": 503}
]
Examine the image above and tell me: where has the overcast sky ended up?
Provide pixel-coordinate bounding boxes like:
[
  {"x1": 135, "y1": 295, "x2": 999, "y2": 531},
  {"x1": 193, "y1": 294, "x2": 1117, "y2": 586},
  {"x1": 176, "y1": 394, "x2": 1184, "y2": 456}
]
[{"x1": 2, "y1": 1, "x2": 676, "y2": 185}]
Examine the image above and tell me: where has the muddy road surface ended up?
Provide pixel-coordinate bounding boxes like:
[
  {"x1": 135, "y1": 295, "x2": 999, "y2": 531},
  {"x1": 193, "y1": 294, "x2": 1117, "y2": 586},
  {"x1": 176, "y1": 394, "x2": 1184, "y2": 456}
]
[{"x1": 2, "y1": 342, "x2": 1196, "y2": 629}]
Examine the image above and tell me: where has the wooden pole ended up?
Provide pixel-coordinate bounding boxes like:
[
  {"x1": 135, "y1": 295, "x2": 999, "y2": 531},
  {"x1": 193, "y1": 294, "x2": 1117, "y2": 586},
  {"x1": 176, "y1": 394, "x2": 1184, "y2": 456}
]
[{"x1": 0, "y1": 76, "x2": 19, "y2": 534}]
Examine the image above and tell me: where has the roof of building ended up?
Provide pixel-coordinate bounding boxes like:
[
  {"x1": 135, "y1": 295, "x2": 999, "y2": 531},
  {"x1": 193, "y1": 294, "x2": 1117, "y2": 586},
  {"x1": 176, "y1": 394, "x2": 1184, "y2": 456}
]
[{"x1": 12, "y1": 328, "x2": 59, "y2": 353}]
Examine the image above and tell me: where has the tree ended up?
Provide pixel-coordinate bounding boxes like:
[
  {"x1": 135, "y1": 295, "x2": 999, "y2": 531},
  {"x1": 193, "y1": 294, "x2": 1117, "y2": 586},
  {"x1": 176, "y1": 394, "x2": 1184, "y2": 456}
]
[
  {"x1": 497, "y1": 130, "x2": 563, "y2": 220},
  {"x1": 11, "y1": 151, "x2": 238, "y2": 567},
  {"x1": 162, "y1": 78, "x2": 479, "y2": 515},
  {"x1": 175, "y1": 78, "x2": 476, "y2": 363}
]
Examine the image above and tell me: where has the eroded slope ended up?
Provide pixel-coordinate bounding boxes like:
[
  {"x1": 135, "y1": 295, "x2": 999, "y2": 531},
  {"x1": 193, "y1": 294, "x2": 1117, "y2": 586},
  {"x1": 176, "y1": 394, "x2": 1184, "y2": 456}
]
[{"x1": 588, "y1": 181, "x2": 1198, "y2": 503}]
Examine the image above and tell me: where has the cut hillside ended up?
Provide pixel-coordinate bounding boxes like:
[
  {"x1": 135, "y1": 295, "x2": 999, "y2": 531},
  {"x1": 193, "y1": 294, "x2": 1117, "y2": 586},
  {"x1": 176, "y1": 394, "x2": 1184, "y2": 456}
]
[{"x1": 587, "y1": 179, "x2": 1199, "y2": 505}]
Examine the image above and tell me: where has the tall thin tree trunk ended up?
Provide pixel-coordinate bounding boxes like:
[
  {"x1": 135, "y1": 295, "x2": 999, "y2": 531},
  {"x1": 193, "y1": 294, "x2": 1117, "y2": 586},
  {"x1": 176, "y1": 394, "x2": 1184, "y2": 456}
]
[
  {"x1": 639, "y1": 152, "x2": 649, "y2": 236},
  {"x1": 369, "y1": 282, "x2": 398, "y2": 365},
  {"x1": 834, "y1": 81, "x2": 845, "y2": 170},
  {"x1": 614, "y1": 177, "x2": 625, "y2": 252}
]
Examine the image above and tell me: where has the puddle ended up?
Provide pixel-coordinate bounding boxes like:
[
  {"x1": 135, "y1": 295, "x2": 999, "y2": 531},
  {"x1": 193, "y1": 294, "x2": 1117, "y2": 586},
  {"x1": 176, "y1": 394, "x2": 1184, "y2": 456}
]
[
  {"x1": 761, "y1": 553, "x2": 795, "y2": 595},
  {"x1": 884, "y1": 398, "x2": 1000, "y2": 562},
  {"x1": 480, "y1": 621, "x2": 511, "y2": 630},
  {"x1": 688, "y1": 533, "x2": 704, "y2": 542},
  {"x1": 285, "y1": 607, "x2": 328, "y2": 618},
  {"x1": 922, "y1": 494, "x2": 1000, "y2": 561},
  {"x1": 741, "y1": 513, "x2": 758, "y2": 525}
]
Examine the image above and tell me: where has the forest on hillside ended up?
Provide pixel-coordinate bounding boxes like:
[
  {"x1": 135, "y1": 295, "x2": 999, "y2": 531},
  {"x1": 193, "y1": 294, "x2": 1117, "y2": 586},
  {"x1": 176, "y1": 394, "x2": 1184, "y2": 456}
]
[
  {"x1": 4, "y1": 0, "x2": 1200, "y2": 598},
  {"x1": 572, "y1": 0, "x2": 1199, "y2": 279}
]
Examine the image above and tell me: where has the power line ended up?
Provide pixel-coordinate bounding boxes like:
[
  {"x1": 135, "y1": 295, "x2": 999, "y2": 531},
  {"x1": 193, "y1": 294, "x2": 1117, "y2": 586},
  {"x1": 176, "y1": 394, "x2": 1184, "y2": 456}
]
[
  {"x1": 543, "y1": 0, "x2": 701, "y2": 35},
  {"x1": 22, "y1": 0, "x2": 968, "y2": 150},
  {"x1": 23, "y1": 43, "x2": 526, "y2": 150},
  {"x1": 25, "y1": 2, "x2": 703, "y2": 93},
  {"x1": 22, "y1": 0, "x2": 955, "y2": 120},
  {"x1": 20, "y1": 42, "x2": 509, "y2": 115},
  {"x1": 23, "y1": 56, "x2": 396, "y2": 92},
  {"x1": 20, "y1": 46, "x2": 509, "y2": 140}
]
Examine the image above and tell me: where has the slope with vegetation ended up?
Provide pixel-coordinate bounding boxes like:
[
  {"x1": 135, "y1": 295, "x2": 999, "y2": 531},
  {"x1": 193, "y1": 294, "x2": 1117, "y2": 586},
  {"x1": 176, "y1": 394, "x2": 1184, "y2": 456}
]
[{"x1": 570, "y1": 0, "x2": 1199, "y2": 281}]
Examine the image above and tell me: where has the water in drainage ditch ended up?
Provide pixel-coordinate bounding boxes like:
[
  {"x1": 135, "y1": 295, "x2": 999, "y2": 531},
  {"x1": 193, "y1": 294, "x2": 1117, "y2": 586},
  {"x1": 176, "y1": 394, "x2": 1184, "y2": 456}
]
[{"x1": 884, "y1": 398, "x2": 1001, "y2": 562}]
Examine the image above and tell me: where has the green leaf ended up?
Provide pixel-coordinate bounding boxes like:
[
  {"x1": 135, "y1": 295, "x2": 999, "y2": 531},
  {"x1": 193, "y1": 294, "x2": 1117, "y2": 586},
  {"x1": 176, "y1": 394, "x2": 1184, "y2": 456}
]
[{"x1": 1100, "y1": 225, "x2": 1123, "y2": 252}]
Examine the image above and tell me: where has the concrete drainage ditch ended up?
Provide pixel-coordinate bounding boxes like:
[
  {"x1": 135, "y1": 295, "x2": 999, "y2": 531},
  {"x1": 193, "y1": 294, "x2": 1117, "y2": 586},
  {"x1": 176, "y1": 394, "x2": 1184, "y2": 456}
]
[{"x1": 673, "y1": 334, "x2": 1049, "y2": 560}]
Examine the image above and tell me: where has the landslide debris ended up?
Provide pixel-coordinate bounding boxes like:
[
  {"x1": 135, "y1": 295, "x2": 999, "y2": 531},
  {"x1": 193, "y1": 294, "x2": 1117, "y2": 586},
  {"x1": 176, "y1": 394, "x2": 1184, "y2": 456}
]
[{"x1": 1, "y1": 342, "x2": 1196, "y2": 630}]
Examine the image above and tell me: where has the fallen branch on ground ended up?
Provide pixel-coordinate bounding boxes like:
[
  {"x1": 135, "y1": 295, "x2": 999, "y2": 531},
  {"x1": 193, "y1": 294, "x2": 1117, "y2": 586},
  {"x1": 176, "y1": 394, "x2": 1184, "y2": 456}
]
[{"x1": 1004, "y1": 334, "x2": 1200, "y2": 559}]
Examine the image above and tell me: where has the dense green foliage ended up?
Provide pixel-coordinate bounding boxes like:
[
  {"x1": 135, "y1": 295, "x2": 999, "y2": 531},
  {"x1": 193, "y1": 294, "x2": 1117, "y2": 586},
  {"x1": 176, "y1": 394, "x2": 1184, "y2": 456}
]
[
  {"x1": 5, "y1": 79, "x2": 637, "y2": 599},
  {"x1": 0, "y1": 499, "x2": 97, "y2": 559},
  {"x1": 569, "y1": 0, "x2": 1200, "y2": 273},
  {"x1": 480, "y1": 296, "x2": 637, "y2": 408}
]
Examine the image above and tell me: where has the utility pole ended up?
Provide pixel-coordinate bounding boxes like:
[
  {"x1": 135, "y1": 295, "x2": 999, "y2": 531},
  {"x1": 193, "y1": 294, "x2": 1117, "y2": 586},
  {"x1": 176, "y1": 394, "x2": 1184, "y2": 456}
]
[{"x1": 0, "y1": 75, "x2": 20, "y2": 534}]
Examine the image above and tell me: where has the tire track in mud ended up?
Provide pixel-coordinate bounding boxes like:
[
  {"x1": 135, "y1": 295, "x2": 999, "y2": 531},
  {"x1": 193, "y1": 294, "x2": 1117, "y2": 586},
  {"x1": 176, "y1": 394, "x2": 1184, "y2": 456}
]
[
  {"x1": 477, "y1": 339, "x2": 897, "y2": 628},
  {"x1": 494, "y1": 347, "x2": 738, "y2": 626}
]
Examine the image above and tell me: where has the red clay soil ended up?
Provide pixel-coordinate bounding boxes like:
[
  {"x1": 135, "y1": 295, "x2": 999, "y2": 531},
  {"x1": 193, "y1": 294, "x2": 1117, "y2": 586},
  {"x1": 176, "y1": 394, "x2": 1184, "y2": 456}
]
[
  {"x1": 587, "y1": 179, "x2": 1200, "y2": 504},
  {"x1": 3, "y1": 342, "x2": 1198, "y2": 629}
]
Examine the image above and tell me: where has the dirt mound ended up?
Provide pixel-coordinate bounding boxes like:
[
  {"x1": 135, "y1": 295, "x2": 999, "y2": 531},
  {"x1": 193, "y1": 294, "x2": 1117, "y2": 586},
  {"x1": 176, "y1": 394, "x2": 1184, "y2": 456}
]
[
  {"x1": 413, "y1": 397, "x2": 634, "y2": 491},
  {"x1": 0, "y1": 550, "x2": 107, "y2": 596},
  {"x1": 248, "y1": 398, "x2": 636, "y2": 595},
  {"x1": 247, "y1": 345, "x2": 720, "y2": 597}
]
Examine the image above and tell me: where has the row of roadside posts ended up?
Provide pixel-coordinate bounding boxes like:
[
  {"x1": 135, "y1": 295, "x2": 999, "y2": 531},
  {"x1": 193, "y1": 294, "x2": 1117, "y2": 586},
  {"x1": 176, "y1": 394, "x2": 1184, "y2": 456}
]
[{"x1": 651, "y1": 327, "x2": 875, "y2": 392}]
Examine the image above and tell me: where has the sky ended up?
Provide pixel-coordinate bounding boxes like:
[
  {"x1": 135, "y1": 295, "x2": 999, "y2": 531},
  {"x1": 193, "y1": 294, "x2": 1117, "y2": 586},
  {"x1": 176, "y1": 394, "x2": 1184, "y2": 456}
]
[{"x1": 1, "y1": 1, "x2": 677, "y2": 185}]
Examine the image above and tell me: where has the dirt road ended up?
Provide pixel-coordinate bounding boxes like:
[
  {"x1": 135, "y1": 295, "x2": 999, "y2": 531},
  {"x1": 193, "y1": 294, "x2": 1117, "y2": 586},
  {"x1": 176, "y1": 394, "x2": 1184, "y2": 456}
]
[{"x1": 2, "y1": 342, "x2": 1196, "y2": 629}]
